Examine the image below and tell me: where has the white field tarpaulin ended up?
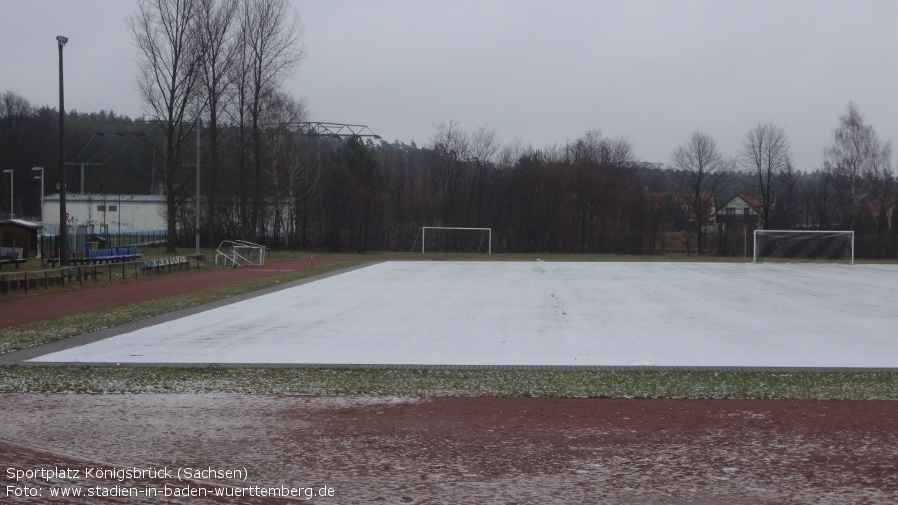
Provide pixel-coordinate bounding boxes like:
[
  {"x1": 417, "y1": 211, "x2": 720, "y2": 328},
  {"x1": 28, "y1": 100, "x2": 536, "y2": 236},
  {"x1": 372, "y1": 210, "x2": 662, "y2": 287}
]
[{"x1": 31, "y1": 261, "x2": 898, "y2": 367}]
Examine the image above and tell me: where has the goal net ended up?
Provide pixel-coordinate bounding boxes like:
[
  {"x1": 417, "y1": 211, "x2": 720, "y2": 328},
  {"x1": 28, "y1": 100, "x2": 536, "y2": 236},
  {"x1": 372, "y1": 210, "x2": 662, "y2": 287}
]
[
  {"x1": 420, "y1": 227, "x2": 492, "y2": 254},
  {"x1": 753, "y1": 230, "x2": 854, "y2": 264}
]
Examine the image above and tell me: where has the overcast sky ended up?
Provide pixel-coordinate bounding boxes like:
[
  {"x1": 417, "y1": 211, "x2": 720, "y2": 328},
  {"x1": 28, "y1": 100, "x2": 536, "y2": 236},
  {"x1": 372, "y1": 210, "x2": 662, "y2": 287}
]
[{"x1": 2, "y1": 0, "x2": 896, "y2": 172}]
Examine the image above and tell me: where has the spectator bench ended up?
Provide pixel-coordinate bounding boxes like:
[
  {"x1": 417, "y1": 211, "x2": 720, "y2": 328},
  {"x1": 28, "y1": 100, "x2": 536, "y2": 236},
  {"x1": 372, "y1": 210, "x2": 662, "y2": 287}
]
[
  {"x1": 141, "y1": 255, "x2": 190, "y2": 273},
  {"x1": 0, "y1": 254, "x2": 27, "y2": 269},
  {"x1": 67, "y1": 247, "x2": 143, "y2": 266}
]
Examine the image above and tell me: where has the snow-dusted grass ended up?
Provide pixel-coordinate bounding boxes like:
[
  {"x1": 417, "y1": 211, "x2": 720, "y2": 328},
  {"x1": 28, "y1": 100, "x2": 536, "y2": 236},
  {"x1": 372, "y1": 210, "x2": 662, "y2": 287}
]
[
  {"x1": 1, "y1": 366, "x2": 897, "y2": 399},
  {"x1": 0, "y1": 261, "x2": 359, "y2": 354}
]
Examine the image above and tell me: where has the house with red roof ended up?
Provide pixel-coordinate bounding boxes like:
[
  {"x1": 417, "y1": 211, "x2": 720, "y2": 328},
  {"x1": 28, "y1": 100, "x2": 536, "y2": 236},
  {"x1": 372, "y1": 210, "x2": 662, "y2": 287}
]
[{"x1": 715, "y1": 194, "x2": 762, "y2": 230}]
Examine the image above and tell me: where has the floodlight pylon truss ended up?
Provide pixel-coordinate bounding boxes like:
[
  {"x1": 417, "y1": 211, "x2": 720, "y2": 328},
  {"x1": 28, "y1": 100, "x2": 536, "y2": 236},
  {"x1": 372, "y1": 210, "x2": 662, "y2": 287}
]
[
  {"x1": 215, "y1": 240, "x2": 267, "y2": 268},
  {"x1": 268, "y1": 122, "x2": 381, "y2": 139}
]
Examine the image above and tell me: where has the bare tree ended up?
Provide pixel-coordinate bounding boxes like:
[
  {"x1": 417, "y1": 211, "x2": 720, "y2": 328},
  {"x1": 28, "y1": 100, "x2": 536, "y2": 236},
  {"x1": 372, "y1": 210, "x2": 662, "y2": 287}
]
[
  {"x1": 671, "y1": 131, "x2": 732, "y2": 254},
  {"x1": 429, "y1": 121, "x2": 472, "y2": 225},
  {"x1": 823, "y1": 102, "x2": 893, "y2": 228},
  {"x1": 232, "y1": 0, "x2": 304, "y2": 240},
  {"x1": 196, "y1": 0, "x2": 239, "y2": 246},
  {"x1": 469, "y1": 126, "x2": 499, "y2": 227},
  {"x1": 568, "y1": 130, "x2": 603, "y2": 252},
  {"x1": 263, "y1": 91, "x2": 309, "y2": 246},
  {"x1": 801, "y1": 169, "x2": 837, "y2": 229},
  {"x1": 496, "y1": 138, "x2": 526, "y2": 170},
  {"x1": 130, "y1": 0, "x2": 202, "y2": 252},
  {"x1": 741, "y1": 122, "x2": 791, "y2": 229}
]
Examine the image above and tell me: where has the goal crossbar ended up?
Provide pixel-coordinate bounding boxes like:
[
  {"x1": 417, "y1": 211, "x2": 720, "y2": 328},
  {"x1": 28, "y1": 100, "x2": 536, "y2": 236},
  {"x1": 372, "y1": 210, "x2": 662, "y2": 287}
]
[{"x1": 421, "y1": 227, "x2": 492, "y2": 254}]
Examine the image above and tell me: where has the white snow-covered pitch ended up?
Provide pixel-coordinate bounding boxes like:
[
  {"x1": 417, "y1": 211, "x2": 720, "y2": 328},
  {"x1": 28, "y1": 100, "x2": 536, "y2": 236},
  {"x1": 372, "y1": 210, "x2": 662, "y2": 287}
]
[{"x1": 30, "y1": 261, "x2": 898, "y2": 367}]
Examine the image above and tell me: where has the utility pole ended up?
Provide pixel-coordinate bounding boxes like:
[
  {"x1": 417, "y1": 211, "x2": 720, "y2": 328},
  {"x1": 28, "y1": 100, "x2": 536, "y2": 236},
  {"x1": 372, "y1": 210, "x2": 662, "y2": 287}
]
[
  {"x1": 57, "y1": 35, "x2": 68, "y2": 266},
  {"x1": 194, "y1": 54, "x2": 204, "y2": 256}
]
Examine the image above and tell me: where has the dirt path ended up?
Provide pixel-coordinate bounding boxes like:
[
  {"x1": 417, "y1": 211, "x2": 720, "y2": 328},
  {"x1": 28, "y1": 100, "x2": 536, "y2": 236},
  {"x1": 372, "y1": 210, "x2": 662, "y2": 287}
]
[
  {"x1": 1, "y1": 394, "x2": 896, "y2": 504},
  {"x1": 0, "y1": 259, "x2": 334, "y2": 328}
]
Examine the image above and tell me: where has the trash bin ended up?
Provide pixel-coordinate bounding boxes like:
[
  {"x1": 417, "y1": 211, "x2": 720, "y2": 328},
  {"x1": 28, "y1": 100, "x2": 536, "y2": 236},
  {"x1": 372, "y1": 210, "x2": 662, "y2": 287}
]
[{"x1": 88, "y1": 236, "x2": 108, "y2": 249}]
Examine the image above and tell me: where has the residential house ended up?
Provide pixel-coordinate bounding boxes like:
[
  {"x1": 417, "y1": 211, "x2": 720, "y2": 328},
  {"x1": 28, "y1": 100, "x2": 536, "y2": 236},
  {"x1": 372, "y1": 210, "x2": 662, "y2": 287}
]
[
  {"x1": 714, "y1": 194, "x2": 762, "y2": 257},
  {"x1": 715, "y1": 194, "x2": 762, "y2": 231}
]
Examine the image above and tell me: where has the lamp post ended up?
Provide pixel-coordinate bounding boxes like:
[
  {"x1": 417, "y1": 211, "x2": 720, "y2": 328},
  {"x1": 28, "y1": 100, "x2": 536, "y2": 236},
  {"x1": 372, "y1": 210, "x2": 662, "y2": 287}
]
[
  {"x1": 32, "y1": 166, "x2": 44, "y2": 221},
  {"x1": 33, "y1": 166, "x2": 44, "y2": 258},
  {"x1": 2, "y1": 169, "x2": 12, "y2": 219},
  {"x1": 57, "y1": 35, "x2": 68, "y2": 266},
  {"x1": 194, "y1": 54, "x2": 204, "y2": 256}
]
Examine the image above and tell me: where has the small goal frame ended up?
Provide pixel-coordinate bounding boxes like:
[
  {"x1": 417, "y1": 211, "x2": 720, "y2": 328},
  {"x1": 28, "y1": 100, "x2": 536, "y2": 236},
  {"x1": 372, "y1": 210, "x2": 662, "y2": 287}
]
[
  {"x1": 421, "y1": 227, "x2": 492, "y2": 254},
  {"x1": 214, "y1": 240, "x2": 267, "y2": 267},
  {"x1": 753, "y1": 230, "x2": 854, "y2": 264}
]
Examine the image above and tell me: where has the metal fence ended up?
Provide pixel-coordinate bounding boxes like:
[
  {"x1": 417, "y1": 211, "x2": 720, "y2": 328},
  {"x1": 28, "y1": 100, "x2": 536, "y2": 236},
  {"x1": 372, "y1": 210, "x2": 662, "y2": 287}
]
[{"x1": 40, "y1": 231, "x2": 168, "y2": 258}]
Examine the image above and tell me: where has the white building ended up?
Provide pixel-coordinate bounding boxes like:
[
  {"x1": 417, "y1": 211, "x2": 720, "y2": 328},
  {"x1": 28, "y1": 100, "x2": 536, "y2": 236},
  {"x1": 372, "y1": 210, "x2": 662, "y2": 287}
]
[{"x1": 43, "y1": 194, "x2": 166, "y2": 233}]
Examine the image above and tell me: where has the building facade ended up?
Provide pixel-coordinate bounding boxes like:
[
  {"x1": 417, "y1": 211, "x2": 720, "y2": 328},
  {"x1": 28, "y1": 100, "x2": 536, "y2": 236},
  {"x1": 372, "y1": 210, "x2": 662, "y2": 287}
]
[{"x1": 42, "y1": 194, "x2": 166, "y2": 233}]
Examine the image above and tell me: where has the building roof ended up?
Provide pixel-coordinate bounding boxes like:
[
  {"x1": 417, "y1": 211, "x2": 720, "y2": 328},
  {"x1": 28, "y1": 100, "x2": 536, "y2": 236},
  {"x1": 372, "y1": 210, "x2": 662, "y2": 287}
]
[
  {"x1": 0, "y1": 219, "x2": 43, "y2": 230},
  {"x1": 737, "y1": 193, "x2": 763, "y2": 211},
  {"x1": 43, "y1": 193, "x2": 166, "y2": 203},
  {"x1": 718, "y1": 194, "x2": 762, "y2": 213}
]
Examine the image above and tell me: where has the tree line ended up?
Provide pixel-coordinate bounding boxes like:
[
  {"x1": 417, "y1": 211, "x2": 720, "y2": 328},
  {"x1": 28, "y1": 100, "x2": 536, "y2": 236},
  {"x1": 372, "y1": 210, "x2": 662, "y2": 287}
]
[
  {"x1": 1, "y1": 1, "x2": 895, "y2": 258},
  {"x1": 4, "y1": 95, "x2": 895, "y2": 257}
]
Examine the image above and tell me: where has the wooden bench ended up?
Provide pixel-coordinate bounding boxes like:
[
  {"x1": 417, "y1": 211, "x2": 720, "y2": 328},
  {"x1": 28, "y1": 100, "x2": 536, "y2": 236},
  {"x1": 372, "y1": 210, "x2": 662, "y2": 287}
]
[
  {"x1": 0, "y1": 256, "x2": 27, "y2": 269},
  {"x1": 41, "y1": 253, "x2": 59, "y2": 268}
]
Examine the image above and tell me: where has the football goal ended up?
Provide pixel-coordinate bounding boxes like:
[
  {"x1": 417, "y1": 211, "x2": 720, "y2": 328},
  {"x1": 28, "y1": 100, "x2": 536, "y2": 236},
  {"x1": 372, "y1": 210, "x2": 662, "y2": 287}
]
[
  {"x1": 420, "y1": 227, "x2": 492, "y2": 254},
  {"x1": 214, "y1": 240, "x2": 267, "y2": 267},
  {"x1": 753, "y1": 230, "x2": 854, "y2": 264}
]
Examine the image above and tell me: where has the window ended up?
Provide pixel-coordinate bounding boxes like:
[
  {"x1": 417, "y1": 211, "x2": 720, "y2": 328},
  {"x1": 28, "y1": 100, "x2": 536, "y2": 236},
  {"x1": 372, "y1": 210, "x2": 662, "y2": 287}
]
[
  {"x1": 108, "y1": 205, "x2": 117, "y2": 212},
  {"x1": 726, "y1": 207, "x2": 735, "y2": 215},
  {"x1": 97, "y1": 205, "x2": 105, "y2": 212}
]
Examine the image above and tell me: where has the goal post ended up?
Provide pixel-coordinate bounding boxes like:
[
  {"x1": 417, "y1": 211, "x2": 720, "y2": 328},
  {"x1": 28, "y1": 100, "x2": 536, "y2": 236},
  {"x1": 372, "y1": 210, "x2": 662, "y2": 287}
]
[
  {"x1": 753, "y1": 230, "x2": 854, "y2": 264},
  {"x1": 421, "y1": 227, "x2": 492, "y2": 254}
]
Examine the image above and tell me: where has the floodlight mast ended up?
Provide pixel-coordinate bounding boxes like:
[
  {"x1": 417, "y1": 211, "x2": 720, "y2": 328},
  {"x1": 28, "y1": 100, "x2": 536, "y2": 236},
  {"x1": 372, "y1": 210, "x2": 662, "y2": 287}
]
[{"x1": 57, "y1": 35, "x2": 68, "y2": 267}]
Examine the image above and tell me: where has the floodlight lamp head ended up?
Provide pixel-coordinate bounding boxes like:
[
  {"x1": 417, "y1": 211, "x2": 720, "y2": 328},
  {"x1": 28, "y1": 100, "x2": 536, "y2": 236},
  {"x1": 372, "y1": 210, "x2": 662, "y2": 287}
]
[{"x1": 56, "y1": 35, "x2": 68, "y2": 45}]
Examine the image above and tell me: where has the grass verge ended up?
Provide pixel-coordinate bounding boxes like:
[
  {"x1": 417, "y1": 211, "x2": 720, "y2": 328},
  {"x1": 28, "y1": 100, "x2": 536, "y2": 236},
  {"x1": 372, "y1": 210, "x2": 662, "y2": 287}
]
[
  {"x1": 0, "y1": 367, "x2": 896, "y2": 399},
  {"x1": 0, "y1": 261, "x2": 360, "y2": 355}
]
